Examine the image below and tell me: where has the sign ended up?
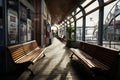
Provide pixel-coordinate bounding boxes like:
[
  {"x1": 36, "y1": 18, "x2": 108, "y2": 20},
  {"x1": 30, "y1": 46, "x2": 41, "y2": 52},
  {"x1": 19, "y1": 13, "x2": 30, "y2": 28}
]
[
  {"x1": 8, "y1": 9, "x2": 18, "y2": 44},
  {"x1": 27, "y1": 19, "x2": 32, "y2": 41},
  {"x1": 20, "y1": 22, "x2": 27, "y2": 43}
]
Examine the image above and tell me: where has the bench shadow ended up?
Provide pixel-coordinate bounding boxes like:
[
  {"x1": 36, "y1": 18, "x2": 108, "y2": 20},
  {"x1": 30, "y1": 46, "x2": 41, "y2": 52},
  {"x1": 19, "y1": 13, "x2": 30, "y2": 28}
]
[
  {"x1": 70, "y1": 59, "x2": 113, "y2": 80},
  {"x1": 45, "y1": 52, "x2": 67, "y2": 80},
  {"x1": 0, "y1": 70, "x2": 26, "y2": 80},
  {"x1": 26, "y1": 55, "x2": 57, "y2": 80},
  {"x1": 70, "y1": 59, "x2": 93, "y2": 80}
]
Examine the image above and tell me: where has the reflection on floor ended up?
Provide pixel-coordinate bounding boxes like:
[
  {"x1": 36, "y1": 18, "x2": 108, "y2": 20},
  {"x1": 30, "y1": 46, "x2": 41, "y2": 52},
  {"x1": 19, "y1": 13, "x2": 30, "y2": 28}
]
[{"x1": 17, "y1": 38, "x2": 92, "y2": 80}]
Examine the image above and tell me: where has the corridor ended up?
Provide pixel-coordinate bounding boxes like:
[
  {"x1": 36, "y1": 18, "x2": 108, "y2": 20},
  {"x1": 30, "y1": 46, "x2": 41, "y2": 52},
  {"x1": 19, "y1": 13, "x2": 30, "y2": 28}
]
[
  {"x1": 17, "y1": 38, "x2": 91, "y2": 80},
  {"x1": 0, "y1": 0, "x2": 119, "y2": 80}
]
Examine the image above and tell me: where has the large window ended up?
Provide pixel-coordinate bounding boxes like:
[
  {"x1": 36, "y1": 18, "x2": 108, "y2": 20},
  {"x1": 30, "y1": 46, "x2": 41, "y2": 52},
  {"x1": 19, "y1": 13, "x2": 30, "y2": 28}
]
[
  {"x1": 103, "y1": 0, "x2": 120, "y2": 50},
  {"x1": 86, "y1": 10, "x2": 98, "y2": 42}
]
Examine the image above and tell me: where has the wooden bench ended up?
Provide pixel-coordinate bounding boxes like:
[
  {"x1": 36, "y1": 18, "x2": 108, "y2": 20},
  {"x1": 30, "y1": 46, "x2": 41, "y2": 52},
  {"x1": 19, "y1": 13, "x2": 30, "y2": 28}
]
[
  {"x1": 8, "y1": 40, "x2": 46, "y2": 64},
  {"x1": 69, "y1": 41, "x2": 120, "y2": 80},
  {"x1": 56, "y1": 36, "x2": 66, "y2": 42},
  {"x1": 0, "y1": 40, "x2": 46, "y2": 76}
]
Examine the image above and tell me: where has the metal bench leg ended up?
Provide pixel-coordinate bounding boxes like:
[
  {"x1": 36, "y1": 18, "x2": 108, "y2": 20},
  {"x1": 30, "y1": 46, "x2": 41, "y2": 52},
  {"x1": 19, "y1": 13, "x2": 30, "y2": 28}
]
[
  {"x1": 43, "y1": 54, "x2": 46, "y2": 57},
  {"x1": 70, "y1": 53, "x2": 73, "y2": 59},
  {"x1": 27, "y1": 68, "x2": 34, "y2": 76}
]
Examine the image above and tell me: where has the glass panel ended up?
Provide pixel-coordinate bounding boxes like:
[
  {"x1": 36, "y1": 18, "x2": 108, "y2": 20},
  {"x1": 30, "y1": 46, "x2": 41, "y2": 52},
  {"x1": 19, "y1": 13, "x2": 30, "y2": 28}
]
[
  {"x1": 64, "y1": 22, "x2": 66, "y2": 26},
  {"x1": 104, "y1": 0, "x2": 119, "y2": 23},
  {"x1": 19, "y1": 4, "x2": 27, "y2": 43},
  {"x1": 72, "y1": 12, "x2": 74, "y2": 15},
  {"x1": 104, "y1": 0, "x2": 118, "y2": 3},
  {"x1": 103, "y1": 16, "x2": 120, "y2": 50},
  {"x1": 67, "y1": 21, "x2": 69, "y2": 24},
  {"x1": 76, "y1": 18, "x2": 83, "y2": 41},
  {"x1": 86, "y1": 10, "x2": 98, "y2": 43},
  {"x1": 81, "y1": 0, "x2": 92, "y2": 7},
  {"x1": 104, "y1": 0, "x2": 109, "y2": 3},
  {"x1": 103, "y1": 0, "x2": 120, "y2": 50},
  {"x1": 67, "y1": 16, "x2": 71, "y2": 19},
  {"x1": 70, "y1": 17, "x2": 74, "y2": 22},
  {"x1": 76, "y1": 12, "x2": 82, "y2": 19},
  {"x1": 76, "y1": 7, "x2": 80, "y2": 13},
  {"x1": 85, "y1": 1, "x2": 98, "y2": 13},
  {"x1": 76, "y1": 18, "x2": 82, "y2": 27},
  {"x1": 86, "y1": 10, "x2": 98, "y2": 26}
]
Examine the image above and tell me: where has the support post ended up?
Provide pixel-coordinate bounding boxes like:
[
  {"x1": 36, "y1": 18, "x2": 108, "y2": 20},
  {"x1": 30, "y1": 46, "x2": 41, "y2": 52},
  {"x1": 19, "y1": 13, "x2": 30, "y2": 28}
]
[
  {"x1": 98, "y1": 0, "x2": 104, "y2": 45},
  {"x1": 41, "y1": 0, "x2": 44, "y2": 47}
]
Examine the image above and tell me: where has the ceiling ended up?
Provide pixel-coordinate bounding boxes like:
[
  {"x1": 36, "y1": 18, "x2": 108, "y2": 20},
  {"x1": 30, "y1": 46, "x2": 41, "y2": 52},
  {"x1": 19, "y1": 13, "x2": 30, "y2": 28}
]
[{"x1": 45, "y1": 0, "x2": 85, "y2": 25}]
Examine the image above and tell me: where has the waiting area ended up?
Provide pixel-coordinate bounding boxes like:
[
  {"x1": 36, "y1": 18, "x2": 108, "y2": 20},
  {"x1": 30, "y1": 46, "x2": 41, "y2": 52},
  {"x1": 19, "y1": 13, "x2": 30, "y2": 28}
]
[
  {"x1": 0, "y1": 0, "x2": 120, "y2": 80},
  {"x1": 0, "y1": 38, "x2": 96, "y2": 80},
  {"x1": 17, "y1": 37, "x2": 89, "y2": 80},
  {"x1": 0, "y1": 37, "x2": 120, "y2": 80}
]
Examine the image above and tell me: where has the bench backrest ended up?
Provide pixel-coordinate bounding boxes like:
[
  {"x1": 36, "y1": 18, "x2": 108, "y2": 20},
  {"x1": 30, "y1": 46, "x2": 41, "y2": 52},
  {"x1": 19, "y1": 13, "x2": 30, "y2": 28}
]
[
  {"x1": 23, "y1": 41, "x2": 33, "y2": 53},
  {"x1": 79, "y1": 42, "x2": 119, "y2": 67},
  {"x1": 95, "y1": 45, "x2": 119, "y2": 67},
  {"x1": 79, "y1": 42, "x2": 97, "y2": 57},
  {"x1": 31, "y1": 40, "x2": 38, "y2": 49},
  {"x1": 8, "y1": 44, "x2": 25, "y2": 61}
]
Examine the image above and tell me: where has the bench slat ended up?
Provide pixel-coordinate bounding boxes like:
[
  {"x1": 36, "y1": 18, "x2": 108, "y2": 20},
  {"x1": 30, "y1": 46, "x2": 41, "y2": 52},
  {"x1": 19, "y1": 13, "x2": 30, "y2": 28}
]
[{"x1": 8, "y1": 44, "x2": 25, "y2": 61}]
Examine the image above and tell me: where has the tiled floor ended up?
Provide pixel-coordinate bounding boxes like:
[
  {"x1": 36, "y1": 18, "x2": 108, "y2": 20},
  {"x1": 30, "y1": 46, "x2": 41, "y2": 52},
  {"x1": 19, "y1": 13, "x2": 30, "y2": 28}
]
[{"x1": 17, "y1": 38, "x2": 91, "y2": 80}]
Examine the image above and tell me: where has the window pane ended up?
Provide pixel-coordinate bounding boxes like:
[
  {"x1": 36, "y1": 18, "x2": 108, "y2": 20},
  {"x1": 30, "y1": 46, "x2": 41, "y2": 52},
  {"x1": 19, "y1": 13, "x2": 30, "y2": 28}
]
[
  {"x1": 76, "y1": 18, "x2": 83, "y2": 27},
  {"x1": 86, "y1": 10, "x2": 98, "y2": 26},
  {"x1": 104, "y1": 0, "x2": 119, "y2": 3},
  {"x1": 76, "y1": 7, "x2": 80, "y2": 13},
  {"x1": 104, "y1": 0, "x2": 119, "y2": 23},
  {"x1": 81, "y1": 0, "x2": 92, "y2": 7},
  {"x1": 104, "y1": 0, "x2": 110, "y2": 3},
  {"x1": 86, "y1": 10, "x2": 98, "y2": 42},
  {"x1": 76, "y1": 12, "x2": 82, "y2": 19},
  {"x1": 70, "y1": 18, "x2": 74, "y2": 22},
  {"x1": 85, "y1": 1, "x2": 98, "y2": 13},
  {"x1": 72, "y1": 12, "x2": 75, "y2": 15},
  {"x1": 103, "y1": 0, "x2": 120, "y2": 50},
  {"x1": 76, "y1": 18, "x2": 83, "y2": 41},
  {"x1": 67, "y1": 21, "x2": 69, "y2": 24}
]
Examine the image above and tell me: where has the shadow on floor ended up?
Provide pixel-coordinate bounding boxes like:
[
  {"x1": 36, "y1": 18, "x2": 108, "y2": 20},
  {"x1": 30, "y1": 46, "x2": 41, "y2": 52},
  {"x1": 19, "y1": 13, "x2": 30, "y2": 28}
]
[
  {"x1": 70, "y1": 59, "x2": 93, "y2": 80},
  {"x1": 0, "y1": 72, "x2": 24, "y2": 80}
]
